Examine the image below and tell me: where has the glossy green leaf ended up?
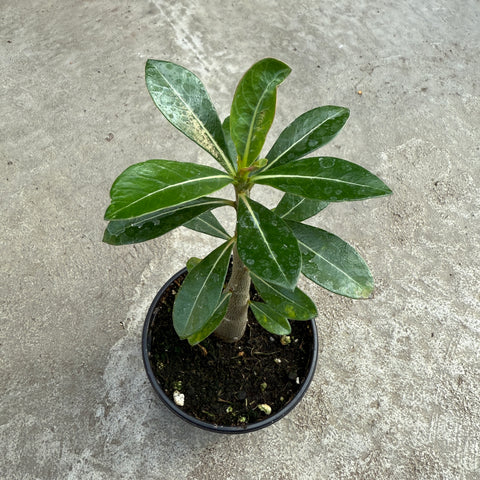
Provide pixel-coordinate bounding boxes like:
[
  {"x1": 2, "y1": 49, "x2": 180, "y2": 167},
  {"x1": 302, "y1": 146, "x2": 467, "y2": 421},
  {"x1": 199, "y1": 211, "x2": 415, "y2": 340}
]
[
  {"x1": 254, "y1": 157, "x2": 392, "y2": 202},
  {"x1": 230, "y1": 58, "x2": 291, "y2": 166},
  {"x1": 250, "y1": 272, "x2": 317, "y2": 320},
  {"x1": 173, "y1": 240, "x2": 233, "y2": 339},
  {"x1": 184, "y1": 211, "x2": 231, "y2": 240},
  {"x1": 105, "y1": 159, "x2": 232, "y2": 220},
  {"x1": 103, "y1": 197, "x2": 231, "y2": 245},
  {"x1": 264, "y1": 106, "x2": 350, "y2": 170},
  {"x1": 288, "y1": 221, "x2": 374, "y2": 298},
  {"x1": 274, "y1": 193, "x2": 329, "y2": 221},
  {"x1": 145, "y1": 60, "x2": 235, "y2": 175},
  {"x1": 250, "y1": 302, "x2": 291, "y2": 335},
  {"x1": 222, "y1": 116, "x2": 237, "y2": 168},
  {"x1": 187, "y1": 293, "x2": 231, "y2": 346},
  {"x1": 237, "y1": 195, "x2": 301, "y2": 290}
]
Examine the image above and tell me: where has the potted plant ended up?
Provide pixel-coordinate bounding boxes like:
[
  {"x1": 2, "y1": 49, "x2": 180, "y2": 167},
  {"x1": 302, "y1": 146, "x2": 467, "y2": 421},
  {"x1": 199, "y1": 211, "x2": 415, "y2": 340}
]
[{"x1": 103, "y1": 58, "x2": 391, "y2": 432}]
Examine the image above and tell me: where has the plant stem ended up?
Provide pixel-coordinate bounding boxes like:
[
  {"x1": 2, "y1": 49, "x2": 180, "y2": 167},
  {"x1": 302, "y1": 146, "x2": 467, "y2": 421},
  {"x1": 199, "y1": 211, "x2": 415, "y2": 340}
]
[
  {"x1": 214, "y1": 248, "x2": 251, "y2": 343},
  {"x1": 213, "y1": 183, "x2": 252, "y2": 343}
]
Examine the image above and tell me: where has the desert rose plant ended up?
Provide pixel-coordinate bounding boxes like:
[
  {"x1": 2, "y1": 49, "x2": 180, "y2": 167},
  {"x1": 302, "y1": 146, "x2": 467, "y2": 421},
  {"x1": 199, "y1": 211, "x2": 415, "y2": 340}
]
[{"x1": 104, "y1": 58, "x2": 391, "y2": 345}]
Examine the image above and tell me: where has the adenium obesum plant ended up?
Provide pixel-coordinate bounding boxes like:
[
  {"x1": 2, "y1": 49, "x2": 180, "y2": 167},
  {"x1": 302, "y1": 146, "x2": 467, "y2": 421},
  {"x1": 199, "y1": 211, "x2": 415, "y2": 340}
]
[{"x1": 104, "y1": 58, "x2": 391, "y2": 345}]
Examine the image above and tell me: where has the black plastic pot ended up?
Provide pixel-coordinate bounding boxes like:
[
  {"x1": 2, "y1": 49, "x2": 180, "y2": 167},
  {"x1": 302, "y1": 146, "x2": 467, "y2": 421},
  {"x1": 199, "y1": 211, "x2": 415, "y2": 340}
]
[{"x1": 142, "y1": 267, "x2": 318, "y2": 434}]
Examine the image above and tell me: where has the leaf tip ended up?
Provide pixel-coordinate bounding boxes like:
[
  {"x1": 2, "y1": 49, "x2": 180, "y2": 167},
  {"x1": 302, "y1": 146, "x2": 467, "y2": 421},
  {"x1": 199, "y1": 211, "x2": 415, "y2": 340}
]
[
  {"x1": 359, "y1": 283, "x2": 374, "y2": 299},
  {"x1": 102, "y1": 228, "x2": 113, "y2": 244}
]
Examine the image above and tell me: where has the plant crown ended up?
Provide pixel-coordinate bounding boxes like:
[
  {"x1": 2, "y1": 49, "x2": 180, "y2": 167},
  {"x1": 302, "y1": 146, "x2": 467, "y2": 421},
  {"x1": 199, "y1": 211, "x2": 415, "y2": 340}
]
[{"x1": 104, "y1": 58, "x2": 392, "y2": 345}]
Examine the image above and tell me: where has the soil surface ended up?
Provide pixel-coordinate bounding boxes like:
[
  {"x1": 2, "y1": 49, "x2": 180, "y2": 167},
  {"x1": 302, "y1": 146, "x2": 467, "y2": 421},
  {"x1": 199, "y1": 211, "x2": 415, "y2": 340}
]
[{"x1": 147, "y1": 271, "x2": 315, "y2": 428}]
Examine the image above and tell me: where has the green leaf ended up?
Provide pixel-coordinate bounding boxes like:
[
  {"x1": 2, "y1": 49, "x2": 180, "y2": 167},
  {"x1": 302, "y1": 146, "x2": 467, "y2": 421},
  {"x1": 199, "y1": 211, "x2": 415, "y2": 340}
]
[
  {"x1": 237, "y1": 195, "x2": 301, "y2": 290},
  {"x1": 145, "y1": 60, "x2": 235, "y2": 175},
  {"x1": 250, "y1": 302, "x2": 291, "y2": 335},
  {"x1": 103, "y1": 197, "x2": 231, "y2": 245},
  {"x1": 173, "y1": 240, "x2": 233, "y2": 339},
  {"x1": 288, "y1": 221, "x2": 374, "y2": 298},
  {"x1": 250, "y1": 272, "x2": 317, "y2": 320},
  {"x1": 254, "y1": 157, "x2": 392, "y2": 202},
  {"x1": 184, "y1": 211, "x2": 231, "y2": 240},
  {"x1": 230, "y1": 58, "x2": 291, "y2": 166},
  {"x1": 187, "y1": 293, "x2": 231, "y2": 346},
  {"x1": 186, "y1": 257, "x2": 202, "y2": 272},
  {"x1": 253, "y1": 157, "x2": 268, "y2": 169},
  {"x1": 264, "y1": 106, "x2": 350, "y2": 170},
  {"x1": 274, "y1": 193, "x2": 329, "y2": 221},
  {"x1": 222, "y1": 116, "x2": 237, "y2": 168},
  {"x1": 104, "y1": 159, "x2": 232, "y2": 220}
]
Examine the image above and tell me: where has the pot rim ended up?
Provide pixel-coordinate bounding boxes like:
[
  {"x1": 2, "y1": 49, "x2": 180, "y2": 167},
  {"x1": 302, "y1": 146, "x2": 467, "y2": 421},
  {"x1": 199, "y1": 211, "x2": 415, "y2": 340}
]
[{"x1": 142, "y1": 267, "x2": 318, "y2": 434}]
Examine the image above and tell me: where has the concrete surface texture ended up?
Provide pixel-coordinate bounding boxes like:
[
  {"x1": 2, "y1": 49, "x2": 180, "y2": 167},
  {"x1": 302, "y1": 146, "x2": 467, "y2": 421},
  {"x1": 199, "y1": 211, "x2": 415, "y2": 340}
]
[{"x1": 1, "y1": 0, "x2": 479, "y2": 478}]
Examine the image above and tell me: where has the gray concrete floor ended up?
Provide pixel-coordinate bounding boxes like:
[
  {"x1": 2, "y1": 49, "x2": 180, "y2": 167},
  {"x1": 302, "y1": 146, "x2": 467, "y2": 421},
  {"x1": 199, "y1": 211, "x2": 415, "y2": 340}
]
[{"x1": 1, "y1": 0, "x2": 479, "y2": 478}]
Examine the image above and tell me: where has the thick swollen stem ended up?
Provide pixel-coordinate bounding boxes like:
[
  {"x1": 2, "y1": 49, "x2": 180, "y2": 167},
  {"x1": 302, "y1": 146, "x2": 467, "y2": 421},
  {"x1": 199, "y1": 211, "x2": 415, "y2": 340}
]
[{"x1": 214, "y1": 246, "x2": 251, "y2": 343}]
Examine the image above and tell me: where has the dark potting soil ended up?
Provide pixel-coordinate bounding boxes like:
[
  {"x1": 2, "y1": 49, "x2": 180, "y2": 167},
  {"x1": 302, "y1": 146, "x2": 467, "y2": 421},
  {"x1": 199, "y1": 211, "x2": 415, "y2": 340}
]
[{"x1": 147, "y1": 271, "x2": 315, "y2": 427}]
